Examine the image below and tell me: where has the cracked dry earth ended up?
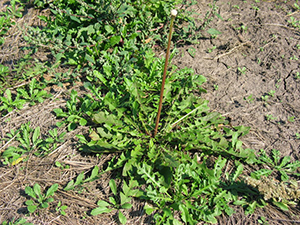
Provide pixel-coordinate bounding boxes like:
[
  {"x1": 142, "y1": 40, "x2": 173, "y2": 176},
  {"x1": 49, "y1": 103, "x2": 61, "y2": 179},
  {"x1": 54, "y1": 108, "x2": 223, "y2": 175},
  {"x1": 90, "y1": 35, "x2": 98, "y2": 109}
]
[{"x1": 1, "y1": 0, "x2": 300, "y2": 224}]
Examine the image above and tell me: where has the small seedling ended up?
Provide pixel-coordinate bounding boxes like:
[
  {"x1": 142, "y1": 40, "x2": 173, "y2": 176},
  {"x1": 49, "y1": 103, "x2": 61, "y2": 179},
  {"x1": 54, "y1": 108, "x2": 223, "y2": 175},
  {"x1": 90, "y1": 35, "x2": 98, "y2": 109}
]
[
  {"x1": 214, "y1": 84, "x2": 219, "y2": 90},
  {"x1": 296, "y1": 133, "x2": 300, "y2": 139},
  {"x1": 288, "y1": 116, "x2": 295, "y2": 123},
  {"x1": 276, "y1": 79, "x2": 282, "y2": 88},
  {"x1": 55, "y1": 201, "x2": 68, "y2": 216},
  {"x1": 257, "y1": 58, "x2": 261, "y2": 64},
  {"x1": 187, "y1": 47, "x2": 196, "y2": 57},
  {"x1": 268, "y1": 90, "x2": 275, "y2": 97},
  {"x1": 237, "y1": 24, "x2": 248, "y2": 32},
  {"x1": 290, "y1": 55, "x2": 298, "y2": 60},
  {"x1": 238, "y1": 67, "x2": 247, "y2": 75},
  {"x1": 55, "y1": 161, "x2": 70, "y2": 170},
  {"x1": 295, "y1": 72, "x2": 300, "y2": 79},
  {"x1": 244, "y1": 94, "x2": 254, "y2": 104},
  {"x1": 207, "y1": 46, "x2": 216, "y2": 53},
  {"x1": 251, "y1": 4, "x2": 260, "y2": 10},
  {"x1": 258, "y1": 216, "x2": 268, "y2": 225},
  {"x1": 91, "y1": 179, "x2": 139, "y2": 224},
  {"x1": 265, "y1": 114, "x2": 276, "y2": 121},
  {"x1": 25, "y1": 183, "x2": 59, "y2": 213}
]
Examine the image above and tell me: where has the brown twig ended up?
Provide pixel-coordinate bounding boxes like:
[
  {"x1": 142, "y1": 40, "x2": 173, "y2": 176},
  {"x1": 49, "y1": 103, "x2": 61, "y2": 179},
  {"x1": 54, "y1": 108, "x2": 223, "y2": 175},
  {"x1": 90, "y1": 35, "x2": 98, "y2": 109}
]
[{"x1": 154, "y1": 10, "x2": 177, "y2": 137}]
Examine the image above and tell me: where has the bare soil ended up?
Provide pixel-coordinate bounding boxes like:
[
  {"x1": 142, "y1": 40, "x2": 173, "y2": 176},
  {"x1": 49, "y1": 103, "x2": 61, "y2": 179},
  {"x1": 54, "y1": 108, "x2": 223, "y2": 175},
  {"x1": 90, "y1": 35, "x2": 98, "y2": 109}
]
[{"x1": 1, "y1": 0, "x2": 300, "y2": 224}]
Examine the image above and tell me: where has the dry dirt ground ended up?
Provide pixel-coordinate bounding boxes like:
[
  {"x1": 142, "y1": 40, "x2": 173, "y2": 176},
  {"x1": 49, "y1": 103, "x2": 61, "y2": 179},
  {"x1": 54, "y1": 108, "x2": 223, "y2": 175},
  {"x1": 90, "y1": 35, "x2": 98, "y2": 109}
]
[{"x1": 1, "y1": 0, "x2": 300, "y2": 224}]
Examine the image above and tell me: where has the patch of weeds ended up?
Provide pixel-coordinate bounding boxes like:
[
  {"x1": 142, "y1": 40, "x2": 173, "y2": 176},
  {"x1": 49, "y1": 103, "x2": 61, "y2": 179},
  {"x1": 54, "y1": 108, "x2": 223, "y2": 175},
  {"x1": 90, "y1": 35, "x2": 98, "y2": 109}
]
[
  {"x1": 64, "y1": 166, "x2": 100, "y2": 191},
  {"x1": 1, "y1": 122, "x2": 43, "y2": 165},
  {"x1": 91, "y1": 179, "x2": 140, "y2": 224},
  {"x1": 25, "y1": 183, "x2": 58, "y2": 214},
  {"x1": 53, "y1": 90, "x2": 98, "y2": 131},
  {"x1": 251, "y1": 149, "x2": 300, "y2": 181},
  {"x1": 1, "y1": 218, "x2": 33, "y2": 225},
  {"x1": 17, "y1": 78, "x2": 52, "y2": 105},
  {"x1": 0, "y1": 89, "x2": 27, "y2": 115},
  {"x1": 0, "y1": 0, "x2": 23, "y2": 46},
  {"x1": 40, "y1": 128, "x2": 66, "y2": 155}
]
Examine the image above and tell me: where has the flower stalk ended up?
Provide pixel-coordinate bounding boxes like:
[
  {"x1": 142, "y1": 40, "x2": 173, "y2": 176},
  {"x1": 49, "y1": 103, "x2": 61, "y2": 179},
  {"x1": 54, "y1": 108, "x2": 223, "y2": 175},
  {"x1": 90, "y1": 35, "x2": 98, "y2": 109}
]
[{"x1": 154, "y1": 9, "x2": 177, "y2": 137}]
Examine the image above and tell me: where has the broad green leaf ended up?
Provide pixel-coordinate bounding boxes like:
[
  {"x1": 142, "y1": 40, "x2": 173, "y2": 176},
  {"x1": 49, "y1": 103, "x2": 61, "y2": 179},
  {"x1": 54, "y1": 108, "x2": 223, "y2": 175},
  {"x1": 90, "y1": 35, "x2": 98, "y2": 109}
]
[
  {"x1": 120, "y1": 192, "x2": 131, "y2": 205},
  {"x1": 96, "y1": 200, "x2": 111, "y2": 207},
  {"x1": 25, "y1": 200, "x2": 34, "y2": 206},
  {"x1": 25, "y1": 186, "x2": 36, "y2": 199},
  {"x1": 70, "y1": 16, "x2": 81, "y2": 23},
  {"x1": 118, "y1": 211, "x2": 127, "y2": 225},
  {"x1": 279, "y1": 156, "x2": 291, "y2": 168},
  {"x1": 109, "y1": 196, "x2": 117, "y2": 205},
  {"x1": 250, "y1": 169, "x2": 272, "y2": 180},
  {"x1": 27, "y1": 204, "x2": 37, "y2": 213},
  {"x1": 85, "y1": 165, "x2": 99, "y2": 182},
  {"x1": 90, "y1": 207, "x2": 113, "y2": 216},
  {"x1": 85, "y1": 54, "x2": 95, "y2": 64},
  {"x1": 33, "y1": 183, "x2": 42, "y2": 199},
  {"x1": 32, "y1": 126, "x2": 40, "y2": 145},
  {"x1": 207, "y1": 28, "x2": 221, "y2": 36},
  {"x1": 109, "y1": 35, "x2": 121, "y2": 47},
  {"x1": 232, "y1": 164, "x2": 243, "y2": 181},
  {"x1": 144, "y1": 204, "x2": 155, "y2": 215},
  {"x1": 64, "y1": 180, "x2": 75, "y2": 191},
  {"x1": 273, "y1": 201, "x2": 289, "y2": 211},
  {"x1": 41, "y1": 202, "x2": 49, "y2": 208},
  {"x1": 121, "y1": 203, "x2": 132, "y2": 209},
  {"x1": 74, "y1": 172, "x2": 85, "y2": 186},
  {"x1": 45, "y1": 183, "x2": 58, "y2": 198},
  {"x1": 79, "y1": 118, "x2": 87, "y2": 126},
  {"x1": 109, "y1": 179, "x2": 117, "y2": 196}
]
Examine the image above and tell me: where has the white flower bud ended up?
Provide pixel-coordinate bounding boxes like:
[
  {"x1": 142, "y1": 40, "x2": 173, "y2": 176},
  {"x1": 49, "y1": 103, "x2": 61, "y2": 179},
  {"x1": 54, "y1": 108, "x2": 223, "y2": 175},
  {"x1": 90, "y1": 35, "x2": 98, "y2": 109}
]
[{"x1": 171, "y1": 9, "x2": 178, "y2": 17}]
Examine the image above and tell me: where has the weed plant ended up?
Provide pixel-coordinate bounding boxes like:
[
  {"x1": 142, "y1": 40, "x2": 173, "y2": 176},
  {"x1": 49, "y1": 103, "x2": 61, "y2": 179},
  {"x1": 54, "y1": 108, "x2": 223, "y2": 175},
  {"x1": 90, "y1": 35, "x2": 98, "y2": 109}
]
[{"x1": 0, "y1": 0, "x2": 300, "y2": 224}]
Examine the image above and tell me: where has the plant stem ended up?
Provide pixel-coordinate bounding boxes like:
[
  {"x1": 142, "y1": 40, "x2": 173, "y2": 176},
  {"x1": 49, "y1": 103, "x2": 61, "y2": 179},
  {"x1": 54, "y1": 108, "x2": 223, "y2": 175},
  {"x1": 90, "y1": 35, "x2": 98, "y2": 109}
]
[{"x1": 154, "y1": 10, "x2": 177, "y2": 137}]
